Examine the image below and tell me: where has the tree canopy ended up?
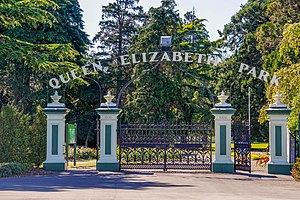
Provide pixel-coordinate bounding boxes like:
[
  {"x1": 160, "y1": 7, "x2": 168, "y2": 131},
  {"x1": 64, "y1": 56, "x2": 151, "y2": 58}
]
[{"x1": 0, "y1": 0, "x2": 299, "y2": 146}]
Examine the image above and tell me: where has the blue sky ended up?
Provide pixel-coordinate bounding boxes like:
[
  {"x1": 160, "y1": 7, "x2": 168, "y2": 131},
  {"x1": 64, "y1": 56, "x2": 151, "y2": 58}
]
[{"x1": 78, "y1": 0, "x2": 247, "y2": 41}]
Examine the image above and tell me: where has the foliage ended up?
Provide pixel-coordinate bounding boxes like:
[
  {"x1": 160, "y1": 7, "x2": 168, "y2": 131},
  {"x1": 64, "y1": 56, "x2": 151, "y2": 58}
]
[
  {"x1": 93, "y1": 0, "x2": 145, "y2": 57},
  {"x1": 0, "y1": 0, "x2": 90, "y2": 145},
  {"x1": 93, "y1": 0, "x2": 146, "y2": 101},
  {"x1": 0, "y1": 105, "x2": 47, "y2": 167},
  {"x1": 0, "y1": 0, "x2": 80, "y2": 71},
  {"x1": 0, "y1": 105, "x2": 31, "y2": 164},
  {"x1": 219, "y1": 0, "x2": 300, "y2": 140},
  {"x1": 0, "y1": 0, "x2": 57, "y2": 29},
  {"x1": 292, "y1": 158, "x2": 300, "y2": 182},
  {"x1": 0, "y1": 163, "x2": 28, "y2": 178},
  {"x1": 68, "y1": 147, "x2": 97, "y2": 160},
  {"x1": 121, "y1": 0, "x2": 181, "y2": 122},
  {"x1": 0, "y1": 0, "x2": 89, "y2": 114},
  {"x1": 29, "y1": 106, "x2": 47, "y2": 167},
  {"x1": 121, "y1": 0, "x2": 215, "y2": 122},
  {"x1": 219, "y1": 0, "x2": 269, "y2": 127},
  {"x1": 257, "y1": 1, "x2": 300, "y2": 135}
]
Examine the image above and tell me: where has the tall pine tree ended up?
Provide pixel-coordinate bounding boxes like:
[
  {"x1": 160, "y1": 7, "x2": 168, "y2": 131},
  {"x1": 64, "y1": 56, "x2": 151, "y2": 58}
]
[
  {"x1": 122, "y1": 0, "x2": 214, "y2": 122},
  {"x1": 93, "y1": 0, "x2": 145, "y2": 98}
]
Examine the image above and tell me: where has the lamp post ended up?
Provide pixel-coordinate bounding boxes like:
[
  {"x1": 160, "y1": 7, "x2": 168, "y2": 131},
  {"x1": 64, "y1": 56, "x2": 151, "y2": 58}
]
[
  {"x1": 161, "y1": 36, "x2": 172, "y2": 52},
  {"x1": 299, "y1": 112, "x2": 300, "y2": 158},
  {"x1": 229, "y1": 82, "x2": 235, "y2": 102},
  {"x1": 248, "y1": 87, "x2": 251, "y2": 137}
]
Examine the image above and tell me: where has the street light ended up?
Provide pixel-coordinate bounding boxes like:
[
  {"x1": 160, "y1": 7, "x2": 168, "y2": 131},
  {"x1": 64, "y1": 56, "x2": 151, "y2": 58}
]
[{"x1": 161, "y1": 36, "x2": 172, "y2": 51}]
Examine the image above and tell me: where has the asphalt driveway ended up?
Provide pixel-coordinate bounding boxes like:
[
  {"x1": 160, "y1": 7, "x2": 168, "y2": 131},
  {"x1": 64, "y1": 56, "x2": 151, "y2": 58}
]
[{"x1": 0, "y1": 169, "x2": 299, "y2": 200}]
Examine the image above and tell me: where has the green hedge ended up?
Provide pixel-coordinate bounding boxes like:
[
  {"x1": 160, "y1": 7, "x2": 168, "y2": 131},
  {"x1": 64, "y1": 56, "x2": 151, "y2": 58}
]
[
  {"x1": 0, "y1": 163, "x2": 28, "y2": 177},
  {"x1": 292, "y1": 158, "x2": 300, "y2": 182},
  {"x1": 0, "y1": 105, "x2": 46, "y2": 167}
]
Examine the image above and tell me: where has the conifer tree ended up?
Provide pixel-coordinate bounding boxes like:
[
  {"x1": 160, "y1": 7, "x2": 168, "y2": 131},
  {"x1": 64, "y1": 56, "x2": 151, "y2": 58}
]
[
  {"x1": 122, "y1": 0, "x2": 214, "y2": 122},
  {"x1": 93, "y1": 0, "x2": 145, "y2": 97},
  {"x1": 0, "y1": 0, "x2": 89, "y2": 113}
]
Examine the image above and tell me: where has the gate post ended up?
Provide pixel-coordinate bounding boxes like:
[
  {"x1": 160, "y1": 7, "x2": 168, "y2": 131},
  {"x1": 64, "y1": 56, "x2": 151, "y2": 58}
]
[
  {"x1": 211, "y1": 91, "x2": 236, "y2": 173},
  {"x1": 266, "y1": 92, "x2": 291, "y2": 175},
  {"x1": 43, "y1": 91, "x2": 69, "y2": 171},
  {"x1": 95, "y1": 91, "x2": 120, "y2": 172}
]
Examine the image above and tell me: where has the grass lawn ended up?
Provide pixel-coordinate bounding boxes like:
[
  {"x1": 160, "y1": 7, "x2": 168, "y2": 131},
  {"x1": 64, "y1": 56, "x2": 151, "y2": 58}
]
[
  {"x1": 251, "y1": 143, "x2": 268, "y2": 149},
  {"x1": 68, "y1": 159, "x2": 96, "y2": 167},
  {"x1": 211, "y1": 143, "x2": 268, "y2": 149}
]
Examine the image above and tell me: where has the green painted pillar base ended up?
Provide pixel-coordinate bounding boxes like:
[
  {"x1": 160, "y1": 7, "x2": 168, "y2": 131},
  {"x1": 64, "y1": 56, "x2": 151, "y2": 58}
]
[
  {"x1": 212, "y1": 162, "x2": 234, "y2": 173},
  {"x1": 97, "y1": 163, "x2": 119, "y2": 172},
  {"x1": 267, "y1": 163, "x2": 291, "y2": 175},
  {"x1": 44, "y1": 162, "x2": 67, "y2": 171}
]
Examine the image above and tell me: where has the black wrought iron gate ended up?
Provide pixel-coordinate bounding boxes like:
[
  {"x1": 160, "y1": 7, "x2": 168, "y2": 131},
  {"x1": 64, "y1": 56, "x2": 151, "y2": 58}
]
[
  {"x1": 232, "y1": 121, "x2": 251, "y2": 173},
  {"x1": 118, "y1": 122, "x2": 213, "y2": 171}
]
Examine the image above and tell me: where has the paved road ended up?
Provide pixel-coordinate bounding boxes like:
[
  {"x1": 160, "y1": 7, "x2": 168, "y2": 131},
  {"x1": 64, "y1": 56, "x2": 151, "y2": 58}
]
[{"x1": 0, "y1": 169, "x2": 299, "y2": 200}]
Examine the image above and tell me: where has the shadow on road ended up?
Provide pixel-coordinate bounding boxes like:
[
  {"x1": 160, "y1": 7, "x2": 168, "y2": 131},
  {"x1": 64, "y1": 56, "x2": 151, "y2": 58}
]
[{"x1": 0, "y1": 170, "x2": 193, "y2": 192}]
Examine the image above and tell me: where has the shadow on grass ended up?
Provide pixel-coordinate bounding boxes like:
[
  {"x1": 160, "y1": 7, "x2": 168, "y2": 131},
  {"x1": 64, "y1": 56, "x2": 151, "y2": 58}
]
[{"x1": 0, "y1": 170, "x2": 193, "y2": 192}]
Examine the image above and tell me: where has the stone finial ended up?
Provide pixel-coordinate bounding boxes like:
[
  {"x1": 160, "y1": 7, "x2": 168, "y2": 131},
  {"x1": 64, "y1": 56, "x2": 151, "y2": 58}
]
[
  {"x1": 269, "y1": 91, "x2": 287, "y2": 108},
  {"x1": 101, "y1": 90, "x2": 117, "y2": 107},
  {"x1": 215, "y1": 91, "x2": 232, "y2": 108},
  {"x1": 104, "y1": 91, "x2": 114, "y2": 104},
  {"x1": 51, "y1": 91, "x2": 62, "y2": 103},
  {"x1": 218, "y1": 91, "x2": 228, "y2": 104},
  {"x1": 47, "y1": 91, "x2": 65, "y2": 108}
]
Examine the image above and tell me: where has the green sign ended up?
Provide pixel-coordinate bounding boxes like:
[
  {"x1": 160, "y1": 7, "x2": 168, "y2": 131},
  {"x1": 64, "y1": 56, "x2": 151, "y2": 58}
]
[{"x1": 68, "y1": 124, "x2": 76, "y2": 144}]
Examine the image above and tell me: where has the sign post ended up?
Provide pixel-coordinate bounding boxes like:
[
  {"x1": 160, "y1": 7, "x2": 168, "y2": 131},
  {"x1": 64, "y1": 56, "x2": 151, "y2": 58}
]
[
  {"x1": 66, "y1": 123, "x2": 69, "y2": 166},
  {"x1": 67, "y1": 123, "x2": 77, "y2": 166},
  {"x1": 299, "y1": 112, "x2": 300, "y2": 158}
]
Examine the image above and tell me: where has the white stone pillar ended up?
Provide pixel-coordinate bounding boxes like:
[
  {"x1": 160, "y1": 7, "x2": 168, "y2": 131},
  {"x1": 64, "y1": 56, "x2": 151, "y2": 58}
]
[
  {"x1": 43, "y1": 91, "x2": 69, "y2": 171},
  {"x1": 266, "y1": 92, "x2": 291, "y2": 175},
  {"x1": 95, "y1": 91, "x2": 120, "y2": 172},
  {"x1": 211, "y1": 91, "x2": 236, "y2": 173}
]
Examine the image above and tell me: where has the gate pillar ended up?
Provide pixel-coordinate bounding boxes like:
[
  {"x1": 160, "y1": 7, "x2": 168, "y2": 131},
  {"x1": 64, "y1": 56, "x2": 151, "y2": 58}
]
[
  {"x1": 43, "y1": 91, "x2": 69, "y2": 171},
  {"x1": 266, "y1": 92, "x2": 291, "y2": 175},
  {"x1": 211, "y1": 91, "x2": 236, "y2": 173},
  {"x1": 95, "y1": 91, "x2": 120, "y2": 172}
]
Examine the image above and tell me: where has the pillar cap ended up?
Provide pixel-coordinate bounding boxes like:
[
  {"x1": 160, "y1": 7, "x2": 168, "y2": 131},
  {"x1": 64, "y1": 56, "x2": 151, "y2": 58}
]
[
  {"x1": 100, "y1": 91, "x2": 118, "y2": 108},
  {"x1": 95, "y1": 107, "x2": 120, "y2": 115},
  {"x1": 211, "y1": 91, "x2": 235, "y2": 115},
  {"x1": 214, "y1": 91, "x2": 234, "y2": 109},
  {"x1": 269, "y1": 91, "x2": 288, "y2": 109},
  {"x1": 266, "y1": 91, "x2": 291, "y2": 115},
  {"x1": 47, "y1": 91, "x2": 65, "y2": 108},
  {"x1": 43, "y1": 91, "x2": 69, "y2": 114}
]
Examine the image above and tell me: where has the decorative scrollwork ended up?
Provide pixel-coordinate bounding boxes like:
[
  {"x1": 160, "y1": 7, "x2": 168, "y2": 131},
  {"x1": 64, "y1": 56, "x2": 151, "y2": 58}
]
[
  {"x1": 233, "y1": 121, "x2": 251, "y2": 172},
  {"x1": 119, "y1": 122, "x2": 213, "y2": 171}
]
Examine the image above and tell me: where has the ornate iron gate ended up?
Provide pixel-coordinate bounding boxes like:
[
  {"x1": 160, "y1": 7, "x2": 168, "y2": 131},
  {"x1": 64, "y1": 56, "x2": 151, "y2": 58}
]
[
  {"x1": 232, "y1": 121, "x2": 251, "y2": 173},
  {"x1": 119, "y1": 122, "x2": 213, "y2": 171}
]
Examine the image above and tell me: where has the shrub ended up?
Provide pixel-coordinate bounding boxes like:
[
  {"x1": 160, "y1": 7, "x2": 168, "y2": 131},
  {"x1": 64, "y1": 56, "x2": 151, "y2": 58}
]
[
  {"x1": 291, "y1": 158, "x2": 300, "y2": 182},
  {"x1": 0, "y1": 105, "x2": 47, "y2": 168},
  {"x1": 29, "y1": 106, "x2": 47, "y2": 167},
  {"x1": 0, "y1": 163, "x2": 28, "y2": 177},
  {"x1": 0, "y1": 105, "x2": 31, "y2": 164}
]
